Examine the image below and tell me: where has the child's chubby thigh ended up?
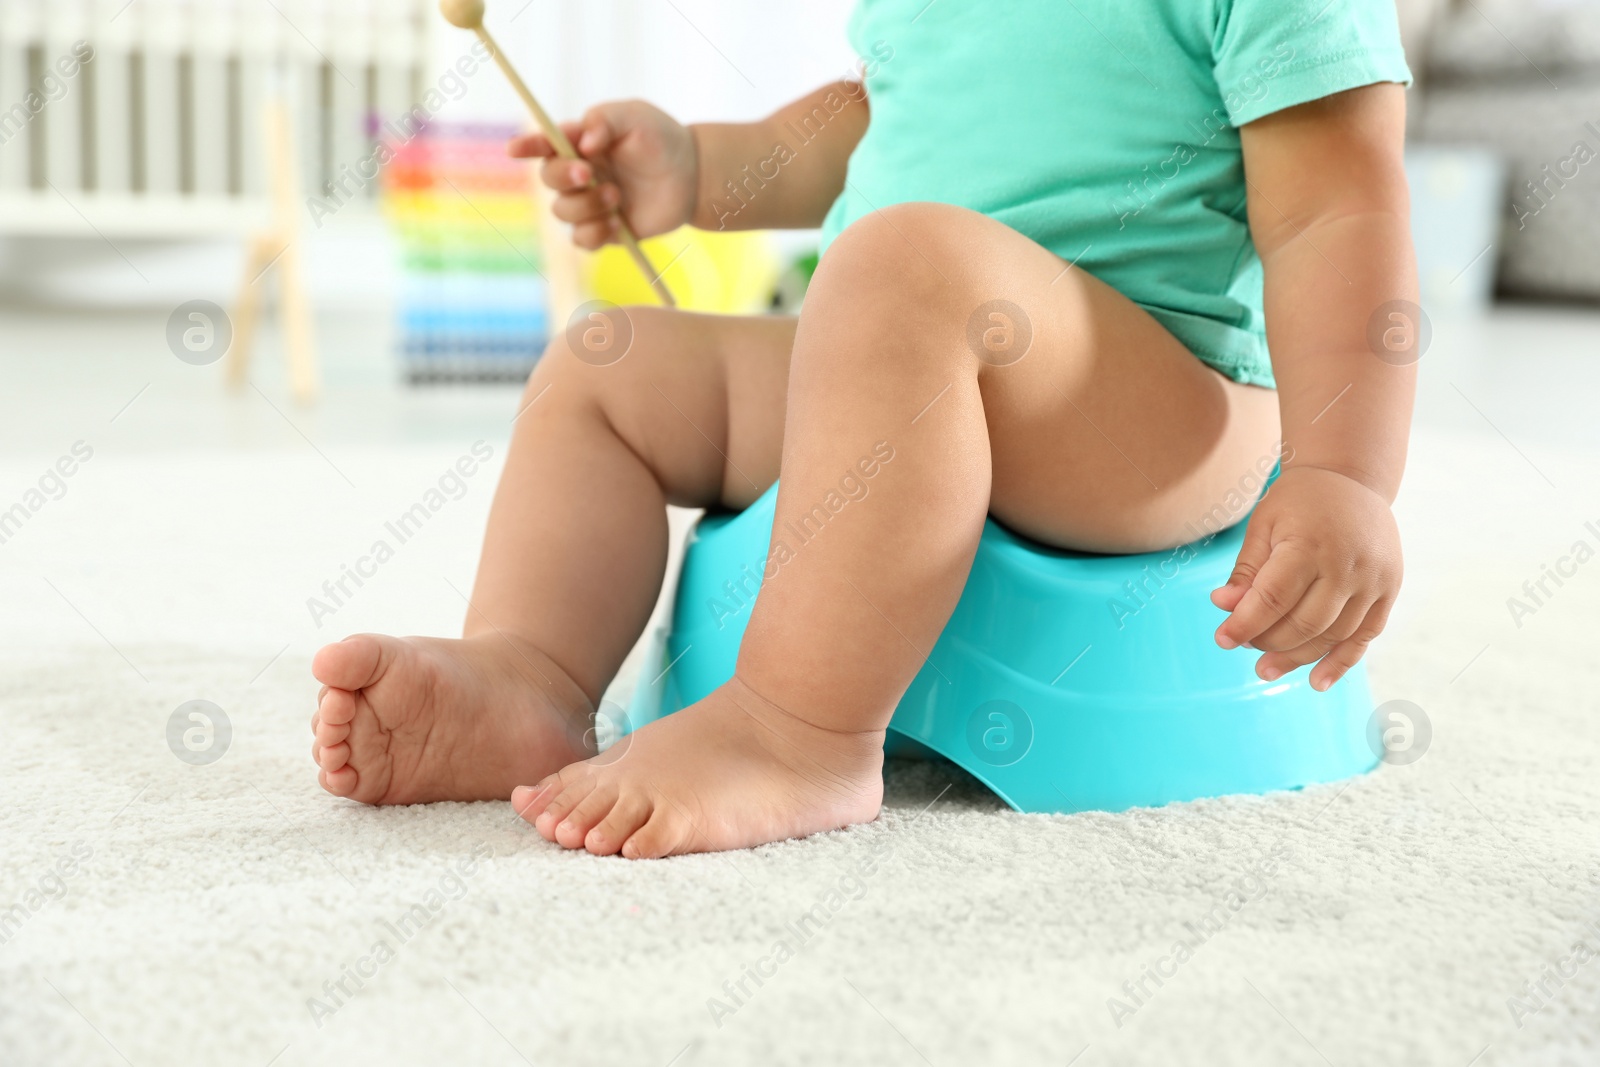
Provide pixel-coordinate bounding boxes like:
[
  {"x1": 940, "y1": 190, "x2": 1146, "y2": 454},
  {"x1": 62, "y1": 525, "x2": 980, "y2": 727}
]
[{"x1": 791, "y1": 200, "x2": 1283, "y2": 555}]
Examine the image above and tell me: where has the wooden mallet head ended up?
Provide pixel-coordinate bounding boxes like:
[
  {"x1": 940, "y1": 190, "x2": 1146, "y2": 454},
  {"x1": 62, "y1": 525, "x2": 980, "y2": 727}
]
[{"x1": 438, "y1": 0, "x2": 486, "y2": 30}]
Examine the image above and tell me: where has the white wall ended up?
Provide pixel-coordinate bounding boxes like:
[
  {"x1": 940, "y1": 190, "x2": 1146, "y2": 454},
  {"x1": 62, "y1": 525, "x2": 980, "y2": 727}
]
[{"x1": 430, "y1": 0, "x2": 857, "y2": 129}]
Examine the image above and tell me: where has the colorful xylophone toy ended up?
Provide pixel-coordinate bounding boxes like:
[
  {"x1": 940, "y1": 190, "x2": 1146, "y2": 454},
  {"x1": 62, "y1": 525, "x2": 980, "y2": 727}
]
[{"x1": 378, "y1": 119, "x2": 548, "y2": 383}]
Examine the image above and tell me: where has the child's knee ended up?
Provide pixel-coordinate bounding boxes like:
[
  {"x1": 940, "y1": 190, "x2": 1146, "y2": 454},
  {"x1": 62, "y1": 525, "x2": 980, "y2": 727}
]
[
  {"x1": 805, "y1": 203, "x2": 1016, "y2": 375},
  {"x1": 528, "y1": 304, "x2": 687, "y2": 397},
  {"x1": 540, "y1": 302, "x2": 671, "y2": 372},
  {"x1": 523, "y1": 306, "x2": 733, "y2": 451},
  {"x1": 814, "y1": 201, "x2": 990, "y2": 302}
]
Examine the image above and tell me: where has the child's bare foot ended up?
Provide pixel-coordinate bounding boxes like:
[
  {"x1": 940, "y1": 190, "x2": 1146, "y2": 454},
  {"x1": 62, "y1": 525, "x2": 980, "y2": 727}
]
[
  {"x1": 511, "y1": 676, "x2": 885, "y2": 857},
  {"x1": 310, "y1": 633, "x2": 595, "y2": 805}
]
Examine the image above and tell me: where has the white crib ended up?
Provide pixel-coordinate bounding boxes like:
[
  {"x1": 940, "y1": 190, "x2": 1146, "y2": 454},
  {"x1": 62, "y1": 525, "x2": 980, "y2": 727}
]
[{"x1": 0, "y1": 0, "x2": 432, "y2": 236}]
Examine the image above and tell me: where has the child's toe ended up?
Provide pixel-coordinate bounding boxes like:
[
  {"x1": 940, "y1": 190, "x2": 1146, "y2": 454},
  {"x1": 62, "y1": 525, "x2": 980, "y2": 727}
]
[
  {"x1": 535, "y1": 774, "x2": 597, "y2": 840},
  {"x1": 317, "y1": 688, "x2": 357, "y2": 727},
  {"x1": 319, "y1": 742, "x2": 351, "y2": 772},
  {"x1": 586, "y1": 793, "x2": 652, "y2": 856},
  {"x1": 621, "y1": 809, "x2": 685, "y2": 859},
  {"x1": 510, "y1": 783, "x2": 555, "y2": 824},
  {"x1": 315, "y1": 717, "x2": 349, "y2": 747},
  {"x1": 322, "y1": 764, "x2": 358, "y2": 796},
  {"x1": 556, "y1": 784, "x2": 618, "y2": 849},
  {"x1": 311, "y1": 635, "x2": 384, "y2": 692}
]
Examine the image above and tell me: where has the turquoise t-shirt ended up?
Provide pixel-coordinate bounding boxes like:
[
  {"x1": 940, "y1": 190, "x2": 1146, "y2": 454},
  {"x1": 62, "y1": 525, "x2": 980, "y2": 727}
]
[{"x1": 818, "y1": 0, "x2": 1413, "y2": 388}]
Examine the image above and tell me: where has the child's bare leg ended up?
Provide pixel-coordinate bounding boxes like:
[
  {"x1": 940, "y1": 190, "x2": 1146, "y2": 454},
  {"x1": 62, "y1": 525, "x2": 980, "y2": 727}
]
[
  {"x1": 517, "y1": 203, "x2": 1282, "y2": 856},
  {"x1": 309, "y1": 310, "x2": 794, "y2": 804}
]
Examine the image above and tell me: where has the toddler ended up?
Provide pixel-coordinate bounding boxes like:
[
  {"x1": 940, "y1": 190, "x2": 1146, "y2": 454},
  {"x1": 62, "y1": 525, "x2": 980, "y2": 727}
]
[{"x1": 309, "y1": 0, "x2": 1416, "y2": 858}]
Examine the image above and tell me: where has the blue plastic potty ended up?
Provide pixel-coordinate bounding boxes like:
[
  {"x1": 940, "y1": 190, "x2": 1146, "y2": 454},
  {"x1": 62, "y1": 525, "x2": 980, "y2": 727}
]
[{"x1": 623, "y1": 483, "x2": 1377, "y2": 813}]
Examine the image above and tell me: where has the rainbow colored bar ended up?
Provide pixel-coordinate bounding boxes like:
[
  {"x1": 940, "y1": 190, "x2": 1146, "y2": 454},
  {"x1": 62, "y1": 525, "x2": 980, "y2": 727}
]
[{"x1": 379, "y1": 120, "x2": 548, "y2": 383}]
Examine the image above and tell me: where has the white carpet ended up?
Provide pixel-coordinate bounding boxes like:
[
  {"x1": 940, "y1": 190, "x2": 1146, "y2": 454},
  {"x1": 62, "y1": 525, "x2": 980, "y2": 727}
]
[{"x1": 2, "y1": 427, "x2": 1599, "y2": 1067}]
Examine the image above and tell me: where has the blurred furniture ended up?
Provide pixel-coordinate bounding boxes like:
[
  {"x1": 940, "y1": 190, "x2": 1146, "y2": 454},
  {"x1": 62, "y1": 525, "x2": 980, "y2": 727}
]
[
  {"x1": 0, "y1": 0, "x2": 430, "y2": 235},
  {"x1": 0, "y1": 0, "x2": 433, "y2": 400},
  {"x1": 225, "y1": 88, "x2": 317, "y2": 403},
  {"x1": 1414, "y1": 0, "x2": 1600, "y2": 300},
  {"x1": 1405, "y1": 145, "x2": 1504, "y2": 312}
]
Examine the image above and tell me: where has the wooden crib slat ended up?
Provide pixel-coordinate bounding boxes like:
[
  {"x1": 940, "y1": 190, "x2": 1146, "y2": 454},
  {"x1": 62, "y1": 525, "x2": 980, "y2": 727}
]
[
  {"x1": 190, "y1": 1, "x2": 232, "y2": 197},
  {"x1": 328, "y1": 2, "x2": 371, "y2": 207},
  {"x1": 0, "y1": 0, "x2": 431, "y2": 233},
  {"x1": 136, "y1": 0, "x2": 183, "y2": 196},
  {"x1": 0, "y1": 40, "x2": 30, "y2": 192},
  {"x1": 238, "y1": 52, "x2": 266, "y2": 200},
  {"x1": 89, "y1": 0, "x2": 132, "y2": 196},
  {"x1": 0, "y1": 0, "x2": 43, "y2": 193},
  {"x1": 43, "y1": 1, "x2": 90, "y2": 194},
  {"x1": 189, "y1": 52, "x2": 228, "y2": 196}
]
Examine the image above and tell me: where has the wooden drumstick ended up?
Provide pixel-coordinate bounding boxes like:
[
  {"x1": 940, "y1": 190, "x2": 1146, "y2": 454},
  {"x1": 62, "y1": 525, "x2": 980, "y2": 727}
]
[{"x1": 438, "y1": 0, "x2": 677, "y2": 307}]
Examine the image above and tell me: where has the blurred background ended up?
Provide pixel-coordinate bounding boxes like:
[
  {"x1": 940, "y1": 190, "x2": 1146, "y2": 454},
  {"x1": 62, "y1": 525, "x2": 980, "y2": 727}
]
[
  {"x1": 0, "y1": 0, "x2": 1594, "y2": 402},
  {"x1": 0, "y1": 0, "x2": 850, "y2": 394}
]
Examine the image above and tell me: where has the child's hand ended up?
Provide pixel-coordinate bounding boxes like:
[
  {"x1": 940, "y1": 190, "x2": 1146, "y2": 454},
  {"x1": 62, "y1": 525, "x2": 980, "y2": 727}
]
[
  {"x1": 509, "y1": 100, "x2": 698, "y2": 249},
  {"x1": 1210, "y1": 466, "x2": 1401, "y2": 691}
]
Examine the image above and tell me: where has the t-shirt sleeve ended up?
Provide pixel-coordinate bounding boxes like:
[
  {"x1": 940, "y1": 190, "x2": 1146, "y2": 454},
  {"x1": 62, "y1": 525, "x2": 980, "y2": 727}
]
[{"x1": 1212, "y1": 0, "x2": 1413, "y2": 127}]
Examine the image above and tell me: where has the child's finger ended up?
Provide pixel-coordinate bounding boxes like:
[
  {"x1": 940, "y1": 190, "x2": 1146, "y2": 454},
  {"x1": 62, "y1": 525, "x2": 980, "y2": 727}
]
[
  {"x1": 510, "y1": 121, "x2": 590, "y2": 161},
  {"x1": 1249, "y1": 577, "x2": 1347, "y2": 653},
  {"x1": 549, "y1": 184, "x2": 619, "y2": 225},
  {"x1": 558, "y1": 119, "x2": 588, "y2": 154},
  {"x1": 507, "y1": 132, "x2": 556, "y2": 159},
  {"x1": 541, "y1": 158, "x2": 596, "y2": 193},
  {"x1": 1309, "y1": 633, "x2": 1373, "y2": 692},
  {"x1": 1211, "y1": 518, "x2": 1272, "y2": 611},
  {"x1": 570, "y1": 217, "x2": 620, "y2": 250},
  {"x1": 1215, "y1": 543, "x2": 1315, "y2": 649},
  {"x1": 576, "y1": 108, "x2": 615, "y2": 158},
  {"x1": 1309, "y1": 596, "x2": 1394, "y2": 691},
  {"x1": 1254, "y1": 594, "x2": 1374, "y2": 680}
]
